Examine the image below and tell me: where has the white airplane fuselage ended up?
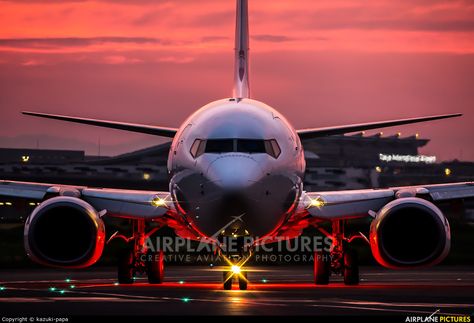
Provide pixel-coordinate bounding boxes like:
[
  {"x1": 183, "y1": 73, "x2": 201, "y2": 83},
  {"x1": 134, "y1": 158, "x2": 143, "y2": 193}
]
[{"x1": 168, "y1": 98, "x2": 306, "y2": 237}]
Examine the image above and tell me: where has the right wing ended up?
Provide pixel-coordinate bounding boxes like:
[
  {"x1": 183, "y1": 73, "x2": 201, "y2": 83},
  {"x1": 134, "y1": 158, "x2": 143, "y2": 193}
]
[
  {"x1": 0, "y1": 180, "x2": 173, "y2": 220},
  {"x1": 301, "y1": 182, "x2": 474, "y2": 220},
  {"x1": 22, "y1": 111, "x2": 178, "y2": 138},
  {"x1": 296, "y1": 113, "x2": 461, "y2": 140}
]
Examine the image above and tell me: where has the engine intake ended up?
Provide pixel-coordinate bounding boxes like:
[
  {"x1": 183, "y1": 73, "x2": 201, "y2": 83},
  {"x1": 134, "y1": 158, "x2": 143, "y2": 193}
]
[
  {"x1": 24, "y1": 196, "x2": 105, "y2": 268},
  {"x1": 370, "y1": 197, "x2": 450, "y2": 269}
]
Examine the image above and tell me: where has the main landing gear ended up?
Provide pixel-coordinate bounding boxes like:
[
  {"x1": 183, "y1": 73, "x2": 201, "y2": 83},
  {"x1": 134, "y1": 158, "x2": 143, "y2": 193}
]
[
  {"x1": 313, "y1": 220, "x2": 361, "y2": 286},
  {"x1": 115, "y1": 220, "x2": 165, "y2": 284}
]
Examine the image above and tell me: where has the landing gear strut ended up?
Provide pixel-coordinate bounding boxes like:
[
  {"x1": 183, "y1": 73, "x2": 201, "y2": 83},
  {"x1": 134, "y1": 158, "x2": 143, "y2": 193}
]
[
  {"x1": 221, "y1": 236, "x2": 251, "y2": 290},
  {"x1": 313, "y1": 220, "x2": 360, "y2": 285},
  {"x1": 115, "y1": 220, "x2": 164, "y2": 284}
]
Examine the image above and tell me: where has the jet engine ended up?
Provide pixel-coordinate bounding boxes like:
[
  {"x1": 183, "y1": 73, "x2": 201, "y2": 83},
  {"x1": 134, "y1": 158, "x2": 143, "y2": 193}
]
[
  {"x1": 370, "y1": 197, "x2": 450, "y2": 269},
  {"x1": 24, "y1": 196, "x2": 105, "y2": 268}
]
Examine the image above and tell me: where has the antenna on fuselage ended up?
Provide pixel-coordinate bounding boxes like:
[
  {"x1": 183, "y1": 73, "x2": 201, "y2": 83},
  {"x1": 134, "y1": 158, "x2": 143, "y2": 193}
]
[{"x1": 233, "y1": 0, "x2": 250, "y2": 99}]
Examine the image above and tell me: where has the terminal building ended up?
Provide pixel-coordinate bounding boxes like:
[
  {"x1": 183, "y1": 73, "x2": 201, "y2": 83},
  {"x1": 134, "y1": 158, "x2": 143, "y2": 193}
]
[
  {"x1": 0, "y1": 133, "x2": 472, "y2": 191},
  {"x1": 0, "y1": 133, "x2": 473, "y2": 222}
]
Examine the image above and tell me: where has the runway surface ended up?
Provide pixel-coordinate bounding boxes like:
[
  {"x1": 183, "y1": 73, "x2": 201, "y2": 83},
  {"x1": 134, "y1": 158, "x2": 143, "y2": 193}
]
[{"x1": 0, "y1": 266, "x2": 472, "y2": 316}]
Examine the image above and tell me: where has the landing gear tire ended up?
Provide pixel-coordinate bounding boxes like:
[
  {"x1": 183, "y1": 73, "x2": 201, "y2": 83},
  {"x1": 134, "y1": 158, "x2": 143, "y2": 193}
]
[
  {"x1": 118, "y1": 247, "x2": 135, "y2": 284},
  {"x1": 238, "y1": 271, "x2": 248, "y2": 290},
  {"x1": 314, "y1": 250, "x2": 330, "y2": 285},
  {"x1": 147, "y1": 250, "x2": 165, "y2": 284},
  {"x1": 343, "y1": 248, "x2": 359, "y2": 286},
  {"x1": 223, "y1": 271, "x2": 233, "y2": 290}
]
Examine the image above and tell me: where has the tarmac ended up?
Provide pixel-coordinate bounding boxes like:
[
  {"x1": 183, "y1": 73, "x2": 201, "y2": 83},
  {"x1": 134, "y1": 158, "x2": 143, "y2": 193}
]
[{"x1": 0, "y1": 266, "x2": 472, "y2": 317}]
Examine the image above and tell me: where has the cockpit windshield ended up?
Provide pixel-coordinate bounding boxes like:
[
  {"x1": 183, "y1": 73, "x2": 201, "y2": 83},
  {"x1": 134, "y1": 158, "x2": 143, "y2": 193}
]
[{"x1": 190, "y1": 138, "x2": 281, "y2": 159}]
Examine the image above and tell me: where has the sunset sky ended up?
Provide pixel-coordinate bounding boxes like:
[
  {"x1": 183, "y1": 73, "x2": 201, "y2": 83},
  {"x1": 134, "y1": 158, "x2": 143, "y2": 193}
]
[{"x1": 0, "y1": 0, "x2": 473, "y2": 160}]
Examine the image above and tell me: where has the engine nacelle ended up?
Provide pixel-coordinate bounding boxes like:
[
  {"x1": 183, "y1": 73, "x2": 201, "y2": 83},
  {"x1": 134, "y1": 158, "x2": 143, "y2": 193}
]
[
  {"x1": 370, "y1": 197, "x2": 450, "y2": 269},
  {"x1": 24, "y1": 196, "x2": 105, "y2": 268}
]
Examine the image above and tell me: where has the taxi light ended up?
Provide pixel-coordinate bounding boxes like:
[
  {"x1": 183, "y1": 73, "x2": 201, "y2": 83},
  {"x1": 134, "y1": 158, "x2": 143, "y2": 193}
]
[{"x1": 231, "y1": 265, "x2": 241, "y2": 274}]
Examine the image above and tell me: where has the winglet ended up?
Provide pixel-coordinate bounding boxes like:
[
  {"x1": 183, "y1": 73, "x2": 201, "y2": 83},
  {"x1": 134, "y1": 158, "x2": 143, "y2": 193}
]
[{"x1": 233, "y1": 0, "x2": 250, "y2": 99}]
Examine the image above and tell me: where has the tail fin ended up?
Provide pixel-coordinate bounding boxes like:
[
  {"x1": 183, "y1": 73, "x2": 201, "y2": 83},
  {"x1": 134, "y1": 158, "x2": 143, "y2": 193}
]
[{"x1": 233, "y1": 0, "x2": 250, "y2": 99}]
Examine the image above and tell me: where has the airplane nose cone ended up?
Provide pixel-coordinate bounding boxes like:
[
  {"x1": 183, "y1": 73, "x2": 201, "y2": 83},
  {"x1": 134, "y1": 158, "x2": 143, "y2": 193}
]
[{"x1": 206, "y1": 156, "x2": 264, "y2": 189}]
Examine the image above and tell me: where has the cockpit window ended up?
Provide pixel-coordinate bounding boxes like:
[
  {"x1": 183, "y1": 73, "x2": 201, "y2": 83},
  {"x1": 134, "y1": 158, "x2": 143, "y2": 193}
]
[
  {"x1": 190, "y1": 139, "x2": 205, "y2": 158},
  {"x1": 190, "y1": 138, "x2": 281, "y2": 159},
  {"x1": 265, "y1": 139, "x2": 281, "y2": 158},
  {"x1": 237, "y1": 139, "x2": 266, "y2": 153},
  {"x1": 205, "y1": 139, "x2": 234, "y2": 153}
]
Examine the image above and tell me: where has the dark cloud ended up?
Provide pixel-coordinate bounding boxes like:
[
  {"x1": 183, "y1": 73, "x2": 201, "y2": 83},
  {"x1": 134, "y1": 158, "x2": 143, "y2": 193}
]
[
  {"x1": 200, "y1": 36, "x2": 229, "y2": 43},
  {"x1": 0, "y1": 37, "x2": 165, "y2": 49},
  {"x1": 251, "y1": 34, "x2": 296, "y2": 43}
]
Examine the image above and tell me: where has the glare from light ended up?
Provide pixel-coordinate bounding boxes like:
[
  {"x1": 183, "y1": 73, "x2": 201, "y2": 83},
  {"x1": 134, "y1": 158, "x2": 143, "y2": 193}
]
[
  {"x1": 182, "y1": 297, "x2": 190, "y2": 303},
  {"x1": 444, "y1": 168, "x2": 452, "y2": 176},
  {"x1": 151, "y1": 197, "x2": 167, "y2": 208},
  {"x1": 70, "y1": 285, "x2": 75, "y2": 289},
  {"x1": 29, "y1": 202, "x2": 36, "y2": 206},
  {"x1": 114, "y1": 282, "x2": 119, "y2": 286},
  {"x1": 309, "y1": 197, "x2": 325, "y2": 208},
  {"x1": 5, "y1": 202, "x2": 12, "y2": 206},
  {"x1": 375, "y1": 166, "x2": 382, "y2": 173},
  {"x1": 49, "y1": 287, "x2": 56, "y2": 292},
  {"x1": 261, "y1": 279, "x2": 268, "y2": 283},
  {"x1": 65, "y1": 278, "x2": 71, "y2": 283},
  {"x1": 231, "y1": 265, "x2": 241, "y2": 274},
  {"x1": 143, "y1": 173, "x2": 151, "y2": 180},
  {"x1": 21, "y1": 155, "x2": 30, "y2": 163},
  {"x1": 0, "y1": 286, "x2": 5, "y2": 291},
  {"x1": 59, "y1": 290, "x2": 65, "y2": 294},
  {"x1": 179, "y1": 280, "x2": 185, "y2": 284}
]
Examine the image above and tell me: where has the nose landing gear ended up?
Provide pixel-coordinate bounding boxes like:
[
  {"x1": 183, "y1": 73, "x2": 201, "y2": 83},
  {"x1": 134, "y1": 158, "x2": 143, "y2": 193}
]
[{"x1": 220, "y1": 235, "x2": 252, "y2": 290}]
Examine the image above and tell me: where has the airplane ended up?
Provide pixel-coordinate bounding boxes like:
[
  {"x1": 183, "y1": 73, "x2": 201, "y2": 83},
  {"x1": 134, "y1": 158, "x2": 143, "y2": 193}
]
[{"x1": 1, "y1": 0, "x2": 473, "y2": 290}]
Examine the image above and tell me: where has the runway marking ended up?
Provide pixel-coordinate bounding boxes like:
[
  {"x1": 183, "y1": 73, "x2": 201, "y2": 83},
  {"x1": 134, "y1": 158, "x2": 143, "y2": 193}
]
[
  {"x1": 310, "y1": 304, "x2": 465, "y2": 316},
  {"x1": 336, "y1": 300, "x2": 473, "y2": 308}
]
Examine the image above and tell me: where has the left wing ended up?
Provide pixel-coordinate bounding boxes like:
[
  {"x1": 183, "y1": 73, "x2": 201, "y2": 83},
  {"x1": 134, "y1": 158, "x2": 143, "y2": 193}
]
[
  {"x1": 0, "y1": 180, "x2": 172, "y2": 220},
  {"x1": 22, "y1": 111, "x2": 178, "y2": 138},
  {"x1": 300, "y1": 182, "x2": 474, "y2": 220}
]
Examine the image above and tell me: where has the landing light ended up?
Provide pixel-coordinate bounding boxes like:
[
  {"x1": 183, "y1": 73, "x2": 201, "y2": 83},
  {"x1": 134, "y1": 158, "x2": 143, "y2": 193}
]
[
  {"x1": 151, "y1": 197, "x2": 167, "y2": 208},
  {"x1": 231, "y1": 265, "x2": 241, "y2": 275},
  {"x1": 309, "y1": 197, "x2": 325, "y2": 208}
]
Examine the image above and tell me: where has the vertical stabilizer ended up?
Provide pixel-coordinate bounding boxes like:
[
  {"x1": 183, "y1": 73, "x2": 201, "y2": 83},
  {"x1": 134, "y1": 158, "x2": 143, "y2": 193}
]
[{"x1": 233, "y1": 0, "x2": 250, "y2": 99}]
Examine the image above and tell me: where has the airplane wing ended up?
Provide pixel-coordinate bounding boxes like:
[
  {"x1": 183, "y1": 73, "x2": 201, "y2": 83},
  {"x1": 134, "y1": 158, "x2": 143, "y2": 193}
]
[
  {"x1": 22, "y1": 111, "x2": 178, "y2": 138},
  {"x1": 300, "y1": 182, "x2": 474, "y2": 220},
  {"x1": 0, "y1": 180, "x2": 173, "y2": 220},
  {"x1": 296, "y1": 113, "x2": 461, "y2": 139}
]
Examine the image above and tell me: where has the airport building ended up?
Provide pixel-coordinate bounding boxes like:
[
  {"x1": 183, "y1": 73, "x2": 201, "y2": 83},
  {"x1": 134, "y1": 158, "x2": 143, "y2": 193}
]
[
  {"x1": 1, "y1": 133, "x2": 473, "y2": 222},
  {"x1": 0, "y1": 133, "x2": 472, "y2": 191}
]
